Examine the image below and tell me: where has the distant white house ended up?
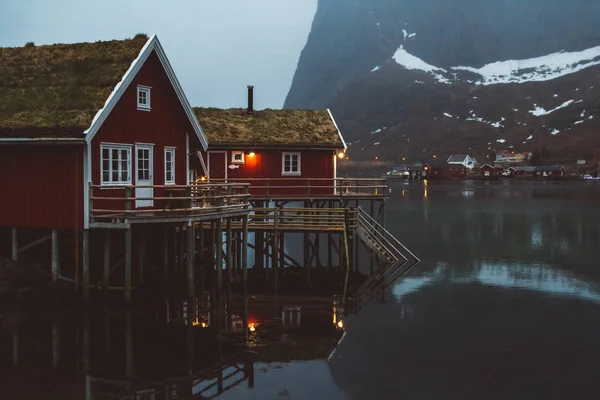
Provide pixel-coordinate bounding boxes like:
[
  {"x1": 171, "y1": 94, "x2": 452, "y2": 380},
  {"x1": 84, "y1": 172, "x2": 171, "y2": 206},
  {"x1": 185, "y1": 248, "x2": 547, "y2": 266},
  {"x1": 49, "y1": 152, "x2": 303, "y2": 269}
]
[{"x1": 447, "y1": 155, "x2": 476, "y2": 169}]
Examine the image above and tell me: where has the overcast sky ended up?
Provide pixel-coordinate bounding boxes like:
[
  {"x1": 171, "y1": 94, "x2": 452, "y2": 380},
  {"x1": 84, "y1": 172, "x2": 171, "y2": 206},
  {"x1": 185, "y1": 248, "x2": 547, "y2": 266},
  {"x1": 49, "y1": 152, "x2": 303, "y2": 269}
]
[{"x1": 0, "y1": 0, "x2": 317, "y2": 109}]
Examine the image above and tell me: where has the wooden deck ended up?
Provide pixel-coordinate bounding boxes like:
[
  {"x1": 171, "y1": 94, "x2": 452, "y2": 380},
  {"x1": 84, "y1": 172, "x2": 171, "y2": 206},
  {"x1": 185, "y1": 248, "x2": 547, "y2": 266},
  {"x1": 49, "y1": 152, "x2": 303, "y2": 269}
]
[
  {"x1": 205, "y1": 177, "x2": 389, "y2": 200},
  {"x1": 196, "y1": 207, "x2": 355, "y2": 233},
  {"x1": 89, "y1": 182, "x2": 251, "y2": 228}
]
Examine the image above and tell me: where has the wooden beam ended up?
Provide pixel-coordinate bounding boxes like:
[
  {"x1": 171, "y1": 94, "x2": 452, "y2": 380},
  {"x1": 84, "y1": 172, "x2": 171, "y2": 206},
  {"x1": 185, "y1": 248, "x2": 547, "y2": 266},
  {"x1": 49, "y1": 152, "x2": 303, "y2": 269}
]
[
  {"x1": 18, "y1": 234, "x2": 51, "y2": 254},
  {"x1": 215, "y1": 218, "x2": 223, "y2": 330},
  {"x1": 138, "y1": 230, "x2": 147, "y2": 286},
  {"x1": 226, "y1": 217, "x2": 232, "y2": 331}
]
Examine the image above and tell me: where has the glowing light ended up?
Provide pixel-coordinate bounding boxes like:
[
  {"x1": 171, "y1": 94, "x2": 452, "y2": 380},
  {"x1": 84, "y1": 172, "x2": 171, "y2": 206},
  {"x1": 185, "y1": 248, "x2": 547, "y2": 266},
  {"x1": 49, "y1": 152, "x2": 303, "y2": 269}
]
[
  {"x1": 424, "y1": 166, "x2": 429, "y2": 171},
  {"x1": 337, "y1": 152, "x2": 345, "y2": 159},
  {"x1": 375, "y1": 156, "x2": 379, "y2": 160},
  {"x1": 248, "y1": 152, "x2": 256, "y2": 157},
  {"x1": 200, "y1": 176, "x2": 207, "y2": 181},
  {"x1": 201, "y1": 322, "x2": 207, "y2": 328},
  {"x1": 337, "y1": 320, "x2": 344, "y2": 329},
  {"x1": 433, "y1": 155, "x2": 437, "y2": 159},
  {"x1": 248, "y1": 323, "x2": 256, "y2": 332},
  {"x1": 402, "y1": 157, "x2": 406, "y2": 161}
]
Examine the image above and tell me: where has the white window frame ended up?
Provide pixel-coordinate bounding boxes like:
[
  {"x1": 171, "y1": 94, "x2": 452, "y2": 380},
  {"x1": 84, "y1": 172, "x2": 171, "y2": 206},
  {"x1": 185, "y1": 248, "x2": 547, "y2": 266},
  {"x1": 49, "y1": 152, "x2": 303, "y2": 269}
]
[
  {"x1": 137, "y1": 85, "x2": 151, "y2": 111},
  {"x1": 282, "y1": 152, "x2": 301, "y2": 176},
  {"x1": 100, "y1": 143, "x2": 132, "y2": 186},
  {"x1": 231, "y1": 151, "x2": 245, "y2": 164},
  {"x1": 164, "y1": 147, "x2": 176, "y2": 185}
]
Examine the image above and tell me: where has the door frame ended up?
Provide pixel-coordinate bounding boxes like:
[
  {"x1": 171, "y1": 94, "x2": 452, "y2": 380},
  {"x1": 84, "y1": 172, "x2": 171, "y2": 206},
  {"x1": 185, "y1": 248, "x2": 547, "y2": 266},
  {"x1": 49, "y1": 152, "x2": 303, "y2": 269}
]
[
  {"x1": 135, "y1": 143, "x2": 155, "y2": 208},
  {"x1": 207, "y1": 150, "x2": 228, "y2": 181}
]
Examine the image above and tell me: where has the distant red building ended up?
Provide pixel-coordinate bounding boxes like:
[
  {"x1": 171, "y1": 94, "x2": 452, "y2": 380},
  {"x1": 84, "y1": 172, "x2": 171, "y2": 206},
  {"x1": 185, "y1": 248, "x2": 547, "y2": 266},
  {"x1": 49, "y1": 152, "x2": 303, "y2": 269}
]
[
  {"x1": 0, "y1": 35, "x2": 207, "y2": 230},
  {"x1": 194, "y1": 88, "x2": 346, "y2": 197},
  {"x1": 479, "y1": 164, "x2": 498, "y2": 179}
]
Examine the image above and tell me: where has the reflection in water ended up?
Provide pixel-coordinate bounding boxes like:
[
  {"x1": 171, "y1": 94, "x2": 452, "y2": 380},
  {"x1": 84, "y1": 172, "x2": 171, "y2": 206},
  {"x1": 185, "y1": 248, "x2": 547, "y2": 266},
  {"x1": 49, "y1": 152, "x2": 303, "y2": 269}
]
[{"x1": 393, "y1": 261, "x2": 600, "y2": 305}]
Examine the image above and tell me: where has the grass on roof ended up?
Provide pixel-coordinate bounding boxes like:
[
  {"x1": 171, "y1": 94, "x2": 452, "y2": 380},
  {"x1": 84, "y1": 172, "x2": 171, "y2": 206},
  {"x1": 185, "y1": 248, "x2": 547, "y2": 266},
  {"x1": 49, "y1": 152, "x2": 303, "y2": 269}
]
[
  {"x1": 194, "y1": 107, "x2": 342, "y2": 146},
  {"x1": 0, "y1": 34, "x2": 148, "y2": 130}
]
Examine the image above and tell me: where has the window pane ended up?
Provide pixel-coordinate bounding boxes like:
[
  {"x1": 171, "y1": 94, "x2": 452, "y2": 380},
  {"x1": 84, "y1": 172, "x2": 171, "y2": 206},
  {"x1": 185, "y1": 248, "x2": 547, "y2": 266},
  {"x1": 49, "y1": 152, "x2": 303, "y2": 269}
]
[{"x1": 102, "y1": 170, "x2": 109, "y2": 182}]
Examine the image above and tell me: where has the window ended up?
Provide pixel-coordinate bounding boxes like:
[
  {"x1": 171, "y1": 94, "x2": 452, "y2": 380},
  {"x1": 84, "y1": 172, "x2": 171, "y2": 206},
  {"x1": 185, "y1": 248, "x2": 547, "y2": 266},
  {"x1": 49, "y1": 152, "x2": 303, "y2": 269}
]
[
  {"x1": 282, "y1": 152, "x2": 301, "y2": 176},
  {"x1": 231, "y1": 151, "x2": 244, "y2": 164},
  {"x1": 137, "y1": 85, "x2": 151, "y2": 110},
  {"x1": 165, "y1": 148, "x2": 175, "y2": 184},
  {"x1": 101, "y1": 144, "x2": 132, "y2": 185}
]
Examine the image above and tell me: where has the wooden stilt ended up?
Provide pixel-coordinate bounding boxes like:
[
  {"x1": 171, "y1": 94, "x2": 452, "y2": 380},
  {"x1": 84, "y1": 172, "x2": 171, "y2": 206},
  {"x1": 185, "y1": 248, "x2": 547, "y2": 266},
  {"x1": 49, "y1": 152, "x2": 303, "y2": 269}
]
[
  {"x1": 215, "y1": 219, "x2": 223, "y2": 330},
  {"x1": 164, "y1": 226, "x2": 169, "y2": 295},
  {"x1": 103, "y1": 231, "x2": 110, "y2": 298},
  {"x1": 186, "y1": 223, "x2": 196, "y2": 302},
  {"x1": 52, "y1": 321, "x2": 60, "y2": 368},
  {"x1": 12, "y1": 332, "x2": 19, "y2": 365},
  {"x1": 11, "y1": 228, "x2": 17, "y2": 262},
  {"x1": 179, "y1": 227, "x2": 185, "y2": 279},
  {"x1": 125, "y1": 228, "x2": 132, "y2": 304},
  {"x1": 52, "y1": 229, "x2": 60, "y2": 281},
  {"x1": 198, "y1": 224, "x2": 204, "y2": 304},
  {"x1": 82, "y1": 229, "x2": 90, "y2": 301},
  {"x1": 226, "y1": 218, "x2": 232, "y2": 331},
  {"x1": 272, "y1": 231, "x2": 279, "y2": 294},
  {"x1": 242, "y1": 215, "x2": 249, "y2": 335},
  {"x1": 342, "y1": 211, "x2": 351, "y2": 317},
  {"x1": 75, "y1": 229, "x2": 80, "y2": 291},
  {"x1": 125, "y1": 311, "x2": 133, "y2": 379},
  {"x1": 138, "y1": 230, "x2": 147, "y2": 287},
  {"x1": 83, "y1": 313, "x2": 90, "y2": 373}
]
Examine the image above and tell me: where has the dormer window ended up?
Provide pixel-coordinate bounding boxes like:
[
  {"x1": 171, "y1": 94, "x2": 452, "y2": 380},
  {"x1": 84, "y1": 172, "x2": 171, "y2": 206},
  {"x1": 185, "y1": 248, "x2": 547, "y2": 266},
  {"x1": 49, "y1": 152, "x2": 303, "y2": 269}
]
[{"x1": 137, "y1": 85, "x2": 151, "y2": 111}]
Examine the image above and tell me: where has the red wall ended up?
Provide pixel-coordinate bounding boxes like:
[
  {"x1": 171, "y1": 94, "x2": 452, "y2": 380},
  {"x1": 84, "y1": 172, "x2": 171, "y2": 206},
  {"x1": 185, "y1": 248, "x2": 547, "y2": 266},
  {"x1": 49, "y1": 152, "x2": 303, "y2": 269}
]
[
  {"x1": 91, "y1": 50, "x2": 203, "y2": 211},
  {"x1": 0, "y1": 145, "x2": 84, "y2": 229},
  {"x1": 207, "y1": 149, "x2": 336, "y2": 196}
]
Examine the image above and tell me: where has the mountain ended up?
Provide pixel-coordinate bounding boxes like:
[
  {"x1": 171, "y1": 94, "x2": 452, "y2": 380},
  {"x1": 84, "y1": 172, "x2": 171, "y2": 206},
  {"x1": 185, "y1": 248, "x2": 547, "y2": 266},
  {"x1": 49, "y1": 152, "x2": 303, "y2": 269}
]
[{"x1": 285, "y1": 0, "x2": 600, "y2": 162}]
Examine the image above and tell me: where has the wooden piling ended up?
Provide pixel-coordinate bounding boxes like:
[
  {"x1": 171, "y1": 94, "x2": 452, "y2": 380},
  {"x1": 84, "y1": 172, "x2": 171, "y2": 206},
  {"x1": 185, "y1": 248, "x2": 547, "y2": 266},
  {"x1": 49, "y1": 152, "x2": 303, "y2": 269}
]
[
  {"x1": 342, "y1": 210, "x2": 351, "y2": 317},
  {"x1": 138, "y1": 230, "x2": 147, "y2": 286},
  {"x1": 164, "y1": 226, "x2": 169, "y2": 294},
  {"x1": 226, "y1": 217, "x2": 233, "y2": 330},
  {"x1": 52, "y1": 321, "x2": 60, "y2": 368},
  {"x1": 215, "y1": 218, "x2": 223, "y2": 330},
  {"x1": 51, "y1": 229, "x2": 59, "y2": 281},
  {"x1": 242, "y1": 215, "x2": 249, "y2": 335},
  {"x1": 82, "y1": 229, "x2": 90, "y2": 301},
  {"x1": 186, "y1": 223, "x2": 196, "y2": 302},
  {"x1": 11, "y1": 228, "x2": 17, "y2": 262},
  {"x1": 125, "y1": 228, "x2": 132, "y2": 304},
  {"x1": 272, "y1": 231, "x2": 279, "y2": 294},
  {"x1": 102, "y1": 231, "x2": 110, "y2": 298}
]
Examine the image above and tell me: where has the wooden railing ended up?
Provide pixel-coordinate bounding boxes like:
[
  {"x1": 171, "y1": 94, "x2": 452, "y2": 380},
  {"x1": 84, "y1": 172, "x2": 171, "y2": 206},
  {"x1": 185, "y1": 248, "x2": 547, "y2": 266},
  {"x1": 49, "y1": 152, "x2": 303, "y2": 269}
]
[
  {"x1": 248, "y1": 207, "x2": 351, "y2": 231},
  {"x1": 89, "y1": 182, "x2": 250, "y2": 223},
  {"x1": 204, "y1": 177, "x2": 388, "y2": 198}
]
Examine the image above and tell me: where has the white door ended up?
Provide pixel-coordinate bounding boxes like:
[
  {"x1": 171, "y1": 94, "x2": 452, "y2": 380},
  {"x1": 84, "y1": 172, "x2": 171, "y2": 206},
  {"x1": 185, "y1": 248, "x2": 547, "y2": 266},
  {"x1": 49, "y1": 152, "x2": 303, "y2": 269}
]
[{"x1": 135, "y1": 145, "x2": 154, "y2": 208}]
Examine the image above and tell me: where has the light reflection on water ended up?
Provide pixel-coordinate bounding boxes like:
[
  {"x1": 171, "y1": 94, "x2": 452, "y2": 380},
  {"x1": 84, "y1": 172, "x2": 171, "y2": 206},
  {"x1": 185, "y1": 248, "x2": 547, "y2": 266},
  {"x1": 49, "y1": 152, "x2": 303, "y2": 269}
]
[{"x1": 393, "y1": 261, "x2": 600, "y2": 304}]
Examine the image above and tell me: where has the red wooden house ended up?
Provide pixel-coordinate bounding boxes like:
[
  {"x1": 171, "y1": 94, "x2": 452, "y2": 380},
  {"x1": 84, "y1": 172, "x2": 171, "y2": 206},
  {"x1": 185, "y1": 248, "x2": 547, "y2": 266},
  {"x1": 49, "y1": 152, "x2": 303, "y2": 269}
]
[
  {"x1": 194, "y1": 87, "x2": 347, "y2": 197},
  {"x1": 0, "y1": 34, "x2": 208, "y2": 231},
  {"x1": 479, "y1": 164, "x2": 498, "y2": 179}
]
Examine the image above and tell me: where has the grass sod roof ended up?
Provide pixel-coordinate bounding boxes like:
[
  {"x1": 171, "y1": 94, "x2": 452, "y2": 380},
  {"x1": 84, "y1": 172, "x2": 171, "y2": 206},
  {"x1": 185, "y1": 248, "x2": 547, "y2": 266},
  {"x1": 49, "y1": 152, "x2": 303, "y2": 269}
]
[
  {"x1": 193, "y1": 107, "x2": 344, "y2": 148},
  {"x1": 0, "y1": 34, "x2": 149, "y2": 137}
]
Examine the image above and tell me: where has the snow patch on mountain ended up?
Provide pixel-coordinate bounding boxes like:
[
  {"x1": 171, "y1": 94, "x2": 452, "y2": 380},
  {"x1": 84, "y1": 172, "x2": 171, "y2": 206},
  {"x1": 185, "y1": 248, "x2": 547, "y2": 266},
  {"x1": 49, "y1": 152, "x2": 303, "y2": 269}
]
[
  {"x1": 529, "y1": 100, "x2": 575, "y2": 116},
  {"x1": 392, "y1": 46, "x2": 451, "y2": 84},
  {"x1": 454, "y1": 45, "x2": 600, "y2": 85}
]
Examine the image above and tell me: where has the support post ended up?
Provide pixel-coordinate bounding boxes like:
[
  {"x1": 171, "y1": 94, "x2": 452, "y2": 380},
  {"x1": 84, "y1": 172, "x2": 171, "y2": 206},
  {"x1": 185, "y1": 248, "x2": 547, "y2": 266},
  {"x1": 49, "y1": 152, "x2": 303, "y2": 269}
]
[
  {"x1": 103, "y1": 231, "x2": 110, "y2": 298},
  {"x1": 215, "y1": 218, "x2": 223, "y2": 330},
  {"x1": 226, "y1": 217, "x2": 232, "y2": 331},
  {"x1": 186, "y1": 223, "x2": 196, "y2": 302},
  {"x1": 125, "y1": 228, "x2": 132, "y2": 304},
  {"x1": 138, "y1": 230, "x2": 147, "y2": 286},
  {"x1": 242, "y1": 215, "x2": 249, "y2": 336},
  {"x1": 82, "y1": 229, "x2": 90, "y2": 301},
  {"x1": 342, "y1": 211, "x2": 351, "y2": 317},
  {"x1": 272, "y1": 231, "x2": 279, "y2": 294},
  {"x1": 52, "y1": 229, "x2": 60, "y2": 281},
  {"x1": 52, "y1": 320, "x2": 60, "y2": 368},
  {"x1": 11, "y1": 228, "x2": 18, "y2": 262},
  {"x1": 164, "y1": 226, "x2": 169, "y2": 295}
]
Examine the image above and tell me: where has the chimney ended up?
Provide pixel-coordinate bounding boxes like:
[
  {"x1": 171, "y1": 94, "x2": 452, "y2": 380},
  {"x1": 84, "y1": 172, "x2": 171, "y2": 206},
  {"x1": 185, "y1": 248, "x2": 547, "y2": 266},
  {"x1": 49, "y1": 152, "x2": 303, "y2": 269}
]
[{"x1": 247, "y1": 85, "x2": 254, "y2": 115}]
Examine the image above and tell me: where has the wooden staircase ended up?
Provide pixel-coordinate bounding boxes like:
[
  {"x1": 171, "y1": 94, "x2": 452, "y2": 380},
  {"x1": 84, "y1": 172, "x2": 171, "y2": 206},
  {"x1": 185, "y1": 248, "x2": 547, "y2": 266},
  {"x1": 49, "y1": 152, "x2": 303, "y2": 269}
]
[{"x1": 352, "y1": 207, "x2": 420, "y2": 312}]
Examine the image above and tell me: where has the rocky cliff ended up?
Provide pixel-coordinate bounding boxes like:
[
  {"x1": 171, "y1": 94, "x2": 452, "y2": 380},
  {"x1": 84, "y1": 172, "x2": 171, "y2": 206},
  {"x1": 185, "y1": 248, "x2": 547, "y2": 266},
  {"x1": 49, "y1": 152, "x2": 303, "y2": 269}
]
[{"x1": 285, "y1": 0, "x2": 600, "y2": 161}]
